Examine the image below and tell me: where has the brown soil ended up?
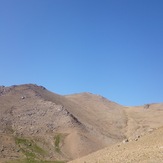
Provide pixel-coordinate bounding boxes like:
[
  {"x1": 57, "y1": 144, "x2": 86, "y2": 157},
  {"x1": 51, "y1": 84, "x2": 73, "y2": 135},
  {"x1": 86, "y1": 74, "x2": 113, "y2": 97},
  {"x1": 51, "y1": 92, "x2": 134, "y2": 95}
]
[{"x1": 0, "y1": 84, "x2": 163, "y2": 163}]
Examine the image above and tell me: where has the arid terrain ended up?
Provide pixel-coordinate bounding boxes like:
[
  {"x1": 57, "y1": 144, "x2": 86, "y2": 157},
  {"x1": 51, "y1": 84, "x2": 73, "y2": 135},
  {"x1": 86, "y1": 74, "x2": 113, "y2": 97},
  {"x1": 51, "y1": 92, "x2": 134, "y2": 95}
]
[{"x1": 0, "y1": 84, "x2": 163, "y2": 163}]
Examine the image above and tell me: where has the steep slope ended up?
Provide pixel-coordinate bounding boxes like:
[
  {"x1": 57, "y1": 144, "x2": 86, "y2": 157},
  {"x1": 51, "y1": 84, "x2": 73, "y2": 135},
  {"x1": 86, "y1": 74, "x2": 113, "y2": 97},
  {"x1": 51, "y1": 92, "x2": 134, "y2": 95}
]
[
  {"x1": 65, "y1": 93, "x2": 127, "y2": 143},
  {"x1": 69, "y1": 103, "x2": 163, "y2": 163},
  {"x1": 0, "y1": 84, "x2": 127, "y2": 162},
  {"x1": 0, "y1": 84, "x2": 82, "y2": 162},
  {"x1": 69, "y1": 127, "x2": 163, "y2": 163},
  {"x1": 1, "y1": 84, "x2": 163, "y2": 163}
]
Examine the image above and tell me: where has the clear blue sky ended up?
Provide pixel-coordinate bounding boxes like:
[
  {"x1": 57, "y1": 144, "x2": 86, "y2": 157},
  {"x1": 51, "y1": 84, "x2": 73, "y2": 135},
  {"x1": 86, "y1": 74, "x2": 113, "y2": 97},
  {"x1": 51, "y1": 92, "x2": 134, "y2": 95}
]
[{"x1": 0, "y1": 0, "x2": 163, "y2": 106}]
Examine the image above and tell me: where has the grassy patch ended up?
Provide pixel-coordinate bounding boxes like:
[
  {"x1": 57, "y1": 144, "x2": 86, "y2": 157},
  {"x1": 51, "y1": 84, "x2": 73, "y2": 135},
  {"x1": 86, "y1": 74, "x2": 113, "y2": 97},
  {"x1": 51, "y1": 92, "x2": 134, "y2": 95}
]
[
  {"x1": 15, "y1": 137, "x2": 46, "y2": 160},
  {"x1": 8, "y1": 137, "x2": 65, "y2": 163},
  {"x1": 54, "y1": 133, "x2": 68, "y2": 153},
  {"x1": 54, "y1": 134, "x2": 61, "y2": 153},
  {"x1": 15, "y1": 137, "x2": 45, "y2": 154}
]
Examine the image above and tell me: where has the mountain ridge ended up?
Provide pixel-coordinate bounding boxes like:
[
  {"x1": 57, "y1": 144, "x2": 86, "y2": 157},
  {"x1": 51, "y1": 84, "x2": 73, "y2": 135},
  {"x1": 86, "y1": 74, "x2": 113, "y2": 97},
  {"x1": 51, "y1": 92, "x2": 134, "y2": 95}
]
[{"x1": 0, "y1": 84, "x2": 163, "y2": 163}]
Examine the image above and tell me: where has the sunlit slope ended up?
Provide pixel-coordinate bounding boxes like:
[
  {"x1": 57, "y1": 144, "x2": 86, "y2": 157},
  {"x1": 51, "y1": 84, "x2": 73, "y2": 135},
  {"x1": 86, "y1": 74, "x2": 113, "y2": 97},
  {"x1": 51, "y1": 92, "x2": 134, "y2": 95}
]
[
  {"x1": 69, "y1": 103, "x2": 163, "y2": 163},
  {"x1": 65, "y1": 93, "x2": 127, "y2": 142},
  {"x1": 0, "y1": 84, "x2": 127, "y2": 162},
  {"x1": 69, "y1": 126, "x2": 163, "y2": 163}
]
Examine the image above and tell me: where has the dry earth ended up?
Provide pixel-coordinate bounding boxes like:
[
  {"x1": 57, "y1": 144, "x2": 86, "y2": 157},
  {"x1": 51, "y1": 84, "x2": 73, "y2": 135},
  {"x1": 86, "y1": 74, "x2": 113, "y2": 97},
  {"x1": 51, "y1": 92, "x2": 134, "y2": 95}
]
[
  {"x1": 69, "y1": 127, "x2": 163, "y2": 163},
  {"x1": 0, "y1": 84, "x2": 163, "y2": 163},
  {"x1": 68, "y1": 101, "x2": 163, "y2": 163}
]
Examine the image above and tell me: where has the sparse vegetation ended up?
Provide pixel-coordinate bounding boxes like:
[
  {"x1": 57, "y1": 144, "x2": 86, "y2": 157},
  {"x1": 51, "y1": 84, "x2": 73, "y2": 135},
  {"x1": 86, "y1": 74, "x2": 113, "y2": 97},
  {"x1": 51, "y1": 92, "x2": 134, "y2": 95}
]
[
  {"x1": 15, "y1": 137, "x2": 45, "y2": 156},
  {"x1": 54, "y1": 133, "x2": 68, "y2": 153},
  {"x1": 2, "y1": 84, "x2": 163, "y2": 163},
  {"x1": 14, "y1": 137, "x2": 46, "y2": 162},
  {"x1": 12, "y1": 137, "x2": 65, "y2": 163},
  {"x1": 54, "y1": 134, "x2": 61, "y2": 153}
]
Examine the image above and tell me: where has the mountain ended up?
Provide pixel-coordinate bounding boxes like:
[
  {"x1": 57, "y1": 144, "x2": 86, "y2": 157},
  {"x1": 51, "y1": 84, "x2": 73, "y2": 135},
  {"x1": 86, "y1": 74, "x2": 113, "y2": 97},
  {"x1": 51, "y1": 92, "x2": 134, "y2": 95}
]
[
  {"x1": 69, "y1": 103, "x2": 163, "y2": 163},
  {"x1": 0, "y1": 84, "x2": 163, "y2": 163},
  {"x1": 69, "y1": 126, "x2": 163, "y2": 163}
]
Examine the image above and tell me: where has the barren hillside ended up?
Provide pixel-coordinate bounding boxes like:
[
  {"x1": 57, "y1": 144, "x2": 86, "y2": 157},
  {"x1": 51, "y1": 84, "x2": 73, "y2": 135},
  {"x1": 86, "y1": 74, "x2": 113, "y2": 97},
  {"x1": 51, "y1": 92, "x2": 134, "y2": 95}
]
[
  {"x1": 69, "y1": 126, "x2": 163, "y2": 163},
  {"x1": 0, "y1": 84, "x2": 163, "y2": 163},
  {"x1": 65, "y1": 93, "x2": 127, "y2": 142},
  {"x1": 0, "y1": 84, "x2": 126, "y2": 163},
  {"x1": 69, "y1": 104, "x2": 163, "y2": 163}
]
